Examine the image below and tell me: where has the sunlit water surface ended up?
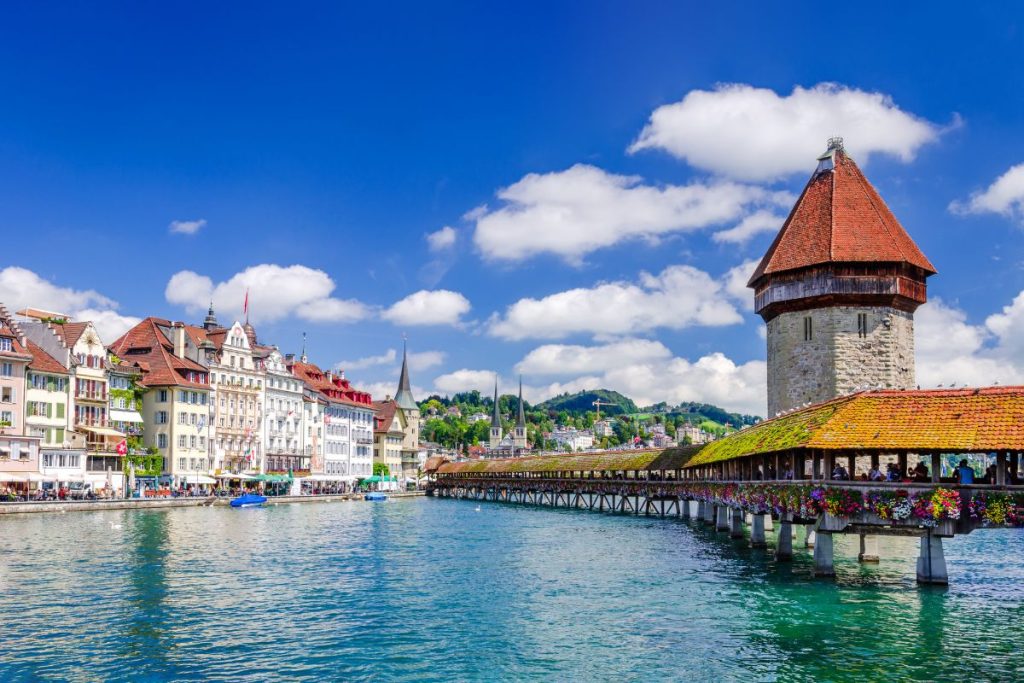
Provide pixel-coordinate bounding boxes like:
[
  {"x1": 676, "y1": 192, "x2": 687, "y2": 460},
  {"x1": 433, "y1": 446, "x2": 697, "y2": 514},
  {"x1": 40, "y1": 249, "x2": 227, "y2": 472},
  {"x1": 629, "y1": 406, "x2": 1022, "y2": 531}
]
[{"x1": 1, "y1": 498, "x2": 1023, "y2": 681}]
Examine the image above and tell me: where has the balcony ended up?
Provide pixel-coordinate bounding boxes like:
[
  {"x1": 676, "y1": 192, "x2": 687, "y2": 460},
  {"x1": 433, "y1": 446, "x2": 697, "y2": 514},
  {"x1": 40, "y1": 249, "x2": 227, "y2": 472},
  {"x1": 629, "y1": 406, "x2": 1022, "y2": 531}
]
[{"x1": 75, "y1": 390, "x2": 107, "y2": 402}]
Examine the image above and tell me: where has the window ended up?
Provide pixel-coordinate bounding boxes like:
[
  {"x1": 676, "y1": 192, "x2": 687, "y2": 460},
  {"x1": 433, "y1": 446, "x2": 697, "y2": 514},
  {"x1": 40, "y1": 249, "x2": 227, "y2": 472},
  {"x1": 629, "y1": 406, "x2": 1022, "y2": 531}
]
[
  {"x1": 857, "y1": 313, "x2": 868, "y2": 339},
  {"x1": 158, "y1": 389, "x2": 168, "y2": 403},
  {"x1": 0, "y1": 362, "x2": 12, "y2": 377},
  {"x1": 0, "y1": 387, "x2": 14, "y2": 403},
  {"x1": 803, "y1": 316, "x2": 813, "y2": 341},
  {"x1": 0, "y1": 337, "x2": 11, "y2": 352},
  {"x1": 178, "y1": 435, "x2": 187, "y2": 448},
  {"x1": 178, "y1": 457, "x2": 187, "y2": 470},
  {"x1": 156, "y1": 411, "x2": 168, "y2": 424},
  {"x1": 190, "y1": 435, "x2": 197, "y2": 448},
  {"x1": 158, "y1": 434, "x2": 168, "y2": 449}
]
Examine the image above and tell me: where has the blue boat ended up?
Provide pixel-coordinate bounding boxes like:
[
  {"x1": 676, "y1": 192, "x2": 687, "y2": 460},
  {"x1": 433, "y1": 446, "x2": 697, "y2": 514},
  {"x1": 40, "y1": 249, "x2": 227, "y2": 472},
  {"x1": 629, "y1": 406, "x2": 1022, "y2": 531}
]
[
  {"x1": 230, "y1": 493, "x2": 267, "y2": 508},
  {"x1": 364, "y1": 492, "x2": 388, "y2": 502}
]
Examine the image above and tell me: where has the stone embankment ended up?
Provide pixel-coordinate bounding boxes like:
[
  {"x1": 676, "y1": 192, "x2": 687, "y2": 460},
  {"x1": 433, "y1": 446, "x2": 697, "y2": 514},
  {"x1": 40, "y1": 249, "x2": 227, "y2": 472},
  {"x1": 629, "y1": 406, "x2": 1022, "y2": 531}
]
[{"x1": 0, "y1": 490, "x2": 425, "y2": 515}]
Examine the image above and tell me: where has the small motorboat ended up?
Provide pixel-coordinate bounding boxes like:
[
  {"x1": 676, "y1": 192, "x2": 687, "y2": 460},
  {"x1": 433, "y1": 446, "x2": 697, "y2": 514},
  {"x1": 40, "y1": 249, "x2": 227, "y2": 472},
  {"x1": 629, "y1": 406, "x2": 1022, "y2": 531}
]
[
  {"x1": 364, "y1": 492, "x2": 388, "y2": 502},
  {"x1": 230, "y1": 493, "x2": 268, "y2": 508}
]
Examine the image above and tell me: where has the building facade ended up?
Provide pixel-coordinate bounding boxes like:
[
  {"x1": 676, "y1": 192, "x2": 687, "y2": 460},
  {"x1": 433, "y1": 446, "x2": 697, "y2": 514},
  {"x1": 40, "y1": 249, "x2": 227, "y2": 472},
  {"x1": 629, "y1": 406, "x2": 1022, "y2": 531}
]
[
  {"x1": 263, "y1": 348, "x2": 306, "y2": 474},
  {"x1": 748, "y1": 138, "x2": 935, "y2": 417}
]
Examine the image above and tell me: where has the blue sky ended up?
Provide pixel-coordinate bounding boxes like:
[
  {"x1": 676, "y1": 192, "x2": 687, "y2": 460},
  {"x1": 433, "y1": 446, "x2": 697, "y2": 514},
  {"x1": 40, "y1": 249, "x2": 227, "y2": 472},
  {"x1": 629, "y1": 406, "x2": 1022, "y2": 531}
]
[{"x1": 3, "y1": 2, "x2": 1024, "y2": 415}]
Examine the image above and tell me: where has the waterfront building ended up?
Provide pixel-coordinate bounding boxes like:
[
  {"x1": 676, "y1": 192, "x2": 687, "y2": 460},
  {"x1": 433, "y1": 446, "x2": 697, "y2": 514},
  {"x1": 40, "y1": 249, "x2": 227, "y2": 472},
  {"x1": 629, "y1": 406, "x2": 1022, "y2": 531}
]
[
  {"x1": 289, "y1": 357, "x2": 375, "y2": 483},
  {"x1": 0, "y1": 304, "x2": 32, "y2": 437},
  {"x1": 19, "y1": 313, "x2": 124, "y2": 489},
  {"x1": 748, "y1": 137, "x2": 936, "y2": 417},
  {"x1": 593, "y1": 419, "x2": 615, "y2": 438},
  {"x1": 372, "y1": 398, "x2": 405, "y2": 478},
  {"x1": 109, "y1": 318, "x2": 213, "y2": 487},
  {"x1": 188, "y1": 308, "x2": 267, "y2": 474},
  {"x1": 393, "y1": 344, "x2": 422, "y2": 481},
  {"x1": 263, "y1": 348, "x2": 307, "y2": 474}
]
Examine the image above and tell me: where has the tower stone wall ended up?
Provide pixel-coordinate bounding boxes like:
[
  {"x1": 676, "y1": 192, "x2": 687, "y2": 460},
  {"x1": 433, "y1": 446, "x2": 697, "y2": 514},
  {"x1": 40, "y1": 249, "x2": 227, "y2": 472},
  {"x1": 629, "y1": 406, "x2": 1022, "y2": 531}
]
[{"x1": 766, "y1": 305, "x2": 915, "y2": 416}]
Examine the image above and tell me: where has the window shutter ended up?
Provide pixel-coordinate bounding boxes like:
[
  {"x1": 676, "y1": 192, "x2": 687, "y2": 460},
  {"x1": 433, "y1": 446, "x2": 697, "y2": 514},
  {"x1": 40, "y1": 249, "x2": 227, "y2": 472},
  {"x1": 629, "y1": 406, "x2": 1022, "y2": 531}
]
[
  {"x1": 56, "y1": 403, "x2": 64, "y2": 419},
  {"x1": 46, "y1": 403, "x2": 52, "y2": 418}
]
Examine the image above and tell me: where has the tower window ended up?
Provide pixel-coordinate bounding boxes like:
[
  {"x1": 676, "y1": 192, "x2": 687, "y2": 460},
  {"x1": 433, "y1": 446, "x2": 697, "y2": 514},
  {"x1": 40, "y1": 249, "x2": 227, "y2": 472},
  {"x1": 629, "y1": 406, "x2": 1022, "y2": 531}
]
[
  {"x1": 803, "y1": 316, "x2": 813, "y2": 341},
  {"x1": 857, "y1": 313, "x2": 868, "y2": 338}
]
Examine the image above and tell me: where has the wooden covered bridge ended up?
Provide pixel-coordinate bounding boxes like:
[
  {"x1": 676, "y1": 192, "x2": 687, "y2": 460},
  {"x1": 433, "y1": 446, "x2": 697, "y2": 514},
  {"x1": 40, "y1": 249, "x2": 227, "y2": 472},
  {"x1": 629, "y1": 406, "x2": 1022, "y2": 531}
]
[{"x1": 426, "y1": 386, "x2": 1024, "y2": 585}]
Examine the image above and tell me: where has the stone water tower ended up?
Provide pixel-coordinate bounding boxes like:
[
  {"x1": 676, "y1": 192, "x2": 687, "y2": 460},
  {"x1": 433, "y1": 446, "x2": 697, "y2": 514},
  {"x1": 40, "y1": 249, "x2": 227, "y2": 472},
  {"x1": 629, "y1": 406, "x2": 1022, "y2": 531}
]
[{"x1": 748, "y1": 138, "x2": 936, "y2": 417}]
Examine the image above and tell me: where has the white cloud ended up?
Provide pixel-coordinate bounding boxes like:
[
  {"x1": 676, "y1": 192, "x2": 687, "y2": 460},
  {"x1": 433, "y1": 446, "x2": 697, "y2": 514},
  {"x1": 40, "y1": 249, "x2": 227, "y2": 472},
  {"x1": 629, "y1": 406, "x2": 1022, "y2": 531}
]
[
  {"x1": 338, "y1": 348, "x2": 445, "y2": 373},
  {"x1": 0, "y1": 267, "x2": 138, "y2": 343},
  {"x1": 339, "y1": 349, "x2": 397, "y2": 371},
  {"x1": 712, "y1": 210, "x2": 785, "y2": 244},
  {"x1": 516, "y1": 338, "x2": 673, "y2": 376},
  {"x1": 433, "y1": 369, "x2": 504, "y2": 396},
  {"x1": 488, "y1": 264, "x2": 742, "y2": 340},
  {"x1": 169, "y1": 219, "x2": 207, "y2": 235},
  {"x1": 915, "y1": 298, "x2": 1024, "y2": 388},
  {"x1": 722, "y1": 258, "x2": 760, "y2": 312},
  {"x1": 630, "y1": 83, "x2": 948, "y2": 182},
  {"x1": 949, "y1": 163, "x2": 1024, "y2": 220},
  {"x1": 382, "y1": 290, "x2": 470, "y2": 327},
  {"x1": 471, "y1": 164, "x2": 791, "y2": 264},
  {"x1": 165, "y1": 264, "x2": 370, "y2": 324},
  {"x1": 426, "y1": 226, "x2": 457, "y2": 252},
  {"x1": 353, "y1": 380, "x2": 430, "y2": 403}
]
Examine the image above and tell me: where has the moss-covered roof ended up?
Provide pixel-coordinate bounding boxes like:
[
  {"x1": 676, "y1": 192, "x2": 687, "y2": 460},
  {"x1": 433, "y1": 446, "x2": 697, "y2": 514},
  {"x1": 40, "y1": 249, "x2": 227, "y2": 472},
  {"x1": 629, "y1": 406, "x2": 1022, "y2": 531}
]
[
  {"x1": 687, "y1": 386, "x2": 1024, "y2": 466},
  {"x1": 435, "y1": 448, "x2": 692, "y2": 475}
]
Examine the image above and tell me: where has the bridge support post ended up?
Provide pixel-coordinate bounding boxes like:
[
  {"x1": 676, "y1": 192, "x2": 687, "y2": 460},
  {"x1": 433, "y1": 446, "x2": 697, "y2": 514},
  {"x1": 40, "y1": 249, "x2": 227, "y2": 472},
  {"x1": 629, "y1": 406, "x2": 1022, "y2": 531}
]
[
  {"x1": 916, "y1": 532, "x2": 948, "y2": 585},
  {"x1": 681, "y1": 499, "x2": 691, "y2": 519},
  {"x1": 813, "y1": 531, "x2": 835, "y2": 577},
  {"x1": 750, "y1": 514, "x2": 767, "y2": 548},
  {"x1": 805, "y1": 526, "x2": 816, "y2": 548},
  {"x1": 858, "y1": 534, "x2": 880, "y2": 563},
  {"x1": 775, "y1": 516, "x2": 793, "y2": 561},
  {"x1": 716, "y1": 505, "x2": 730, "y2": 531},
  {"x1": 763, "y1": 515, "x2": 774, "y2": 532},
  {"x1": 730, "y1": 508, "x2": 744, "y2": 538},
  {"x1": 702, "y1": 502, "x2": 714, "y2": 525}
]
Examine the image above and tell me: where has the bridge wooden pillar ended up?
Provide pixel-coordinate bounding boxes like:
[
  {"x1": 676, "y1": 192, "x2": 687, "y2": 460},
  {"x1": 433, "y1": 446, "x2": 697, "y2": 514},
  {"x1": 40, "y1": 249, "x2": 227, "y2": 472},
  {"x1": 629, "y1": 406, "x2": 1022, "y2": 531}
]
[
  {"x1": 917, "y1": 532, "x2": 948, "y2": 585},
  {"x1": 812, "y1": 451, "x2": 822, "y2": 480},
  {"x1": 775, "y1": 515, "x2": 793, "y2": 561},
  {"x1": 996, "y1": 451, "x2": 1007, "y2": 486},
  {"x1": 716, "y1": 504, "x2": 730, "y2": 531},
  {"x1": 931, "y1": 453, "x2": 941, "y2": 483},
  {"x1": 824, "y1": 451, "x2": 835, "y2": 480},
  {"x1": 750, "y1": 514, "x2": 767, "y2": 548},
  {"x1": 730, "y1": 508, "x2": 744, "y2": 538},
  {"x1": 813, "y1": 531, "x2": 835, "y2": 577}
]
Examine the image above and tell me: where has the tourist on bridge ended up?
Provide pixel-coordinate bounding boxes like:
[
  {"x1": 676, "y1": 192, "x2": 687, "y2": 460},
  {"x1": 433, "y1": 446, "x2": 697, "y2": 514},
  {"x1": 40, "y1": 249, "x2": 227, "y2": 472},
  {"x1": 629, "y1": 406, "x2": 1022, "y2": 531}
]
[
  {"x1": 885, "y1": 463, "x2": 903, "y2": 482},
  {"x1": 956, "y1": 460, "x2": 975, "y2": 485},
  {"x1": 868, "y1": 465, "x2": 884, "y2": 482},
  {"x1": 911, "y1": 461, "x2": 930, "y2": 482},
  {"x1": 832, "y1": 463, "x2": 850, "y2": 480}
]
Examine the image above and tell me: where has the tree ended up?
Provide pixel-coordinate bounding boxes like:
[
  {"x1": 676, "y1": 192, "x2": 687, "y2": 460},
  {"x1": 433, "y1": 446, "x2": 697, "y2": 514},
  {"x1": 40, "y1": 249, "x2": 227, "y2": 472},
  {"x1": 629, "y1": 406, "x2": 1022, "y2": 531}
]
[{"x1": 373, "y1": 463, "x2": 390, "y2": 477}]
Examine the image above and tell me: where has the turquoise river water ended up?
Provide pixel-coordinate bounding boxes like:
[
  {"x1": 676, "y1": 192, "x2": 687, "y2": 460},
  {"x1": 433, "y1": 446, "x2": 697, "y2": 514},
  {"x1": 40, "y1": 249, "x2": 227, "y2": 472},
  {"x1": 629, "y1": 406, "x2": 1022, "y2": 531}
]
[{"x1": 1, "y1": 497, "x2": 1023, "y2": 682}]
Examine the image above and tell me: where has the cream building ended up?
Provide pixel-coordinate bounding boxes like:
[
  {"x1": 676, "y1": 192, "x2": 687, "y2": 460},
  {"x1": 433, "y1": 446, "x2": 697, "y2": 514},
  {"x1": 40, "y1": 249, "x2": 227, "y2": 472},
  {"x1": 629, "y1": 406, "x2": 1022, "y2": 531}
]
[{"x1": 109, "y1": 318, "x2": 213, "y2": 487}]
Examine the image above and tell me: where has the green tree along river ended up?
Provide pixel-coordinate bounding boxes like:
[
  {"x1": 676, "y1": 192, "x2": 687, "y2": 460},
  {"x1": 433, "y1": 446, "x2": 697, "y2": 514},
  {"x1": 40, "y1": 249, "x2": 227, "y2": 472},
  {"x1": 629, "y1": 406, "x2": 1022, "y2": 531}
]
[{"x1": 0, "y1": 498, "x2": 1022, "y2": 681}]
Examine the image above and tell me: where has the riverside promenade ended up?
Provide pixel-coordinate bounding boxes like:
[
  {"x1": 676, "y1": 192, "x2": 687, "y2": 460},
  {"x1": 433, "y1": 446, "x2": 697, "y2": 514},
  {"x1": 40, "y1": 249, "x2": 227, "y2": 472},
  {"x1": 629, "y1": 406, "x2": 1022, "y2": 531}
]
[{"x1": 0, "y1": 490, "x2": 425, "y2": 515}]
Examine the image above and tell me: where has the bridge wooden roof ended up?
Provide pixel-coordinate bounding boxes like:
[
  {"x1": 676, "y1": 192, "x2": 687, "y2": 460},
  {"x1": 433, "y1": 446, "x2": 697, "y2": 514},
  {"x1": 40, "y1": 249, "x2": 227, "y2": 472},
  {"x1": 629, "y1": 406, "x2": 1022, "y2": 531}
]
[
  {"x1": 686, "y1": 386, "x2": 1024, "y2": 467},
  {"x1": 435, "y1": 446, "x2": 700, "y2": 475}
]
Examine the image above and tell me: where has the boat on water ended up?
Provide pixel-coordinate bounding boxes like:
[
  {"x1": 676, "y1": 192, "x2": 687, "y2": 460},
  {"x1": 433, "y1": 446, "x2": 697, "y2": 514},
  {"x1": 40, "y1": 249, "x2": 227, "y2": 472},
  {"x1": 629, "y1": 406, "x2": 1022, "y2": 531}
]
[
  {"x1": 230, "y1": 493, "x2": 268, "y2": 508},
  {"x1": 364, "y1": 492, "x2": 388, "y2": 502}
]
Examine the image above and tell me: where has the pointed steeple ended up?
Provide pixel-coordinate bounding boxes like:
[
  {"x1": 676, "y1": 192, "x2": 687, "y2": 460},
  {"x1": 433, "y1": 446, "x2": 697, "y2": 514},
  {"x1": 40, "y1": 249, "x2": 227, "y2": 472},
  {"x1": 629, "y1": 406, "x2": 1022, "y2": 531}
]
[
  {"x1": 516, "y1": 376, "x2": 526, "y2": 427},
  {"x1": 300, "y1": 332, "x2": 308, "y2": 363},
  {"x1": 394, "y1": 337, "x2": 418, "y2": 411},
  {"x1": 203, "y1": 302, "x2": 219, "y2": 331},
  {"x1": 491, "y1": 376, "x2": 501, "y2": 428}
]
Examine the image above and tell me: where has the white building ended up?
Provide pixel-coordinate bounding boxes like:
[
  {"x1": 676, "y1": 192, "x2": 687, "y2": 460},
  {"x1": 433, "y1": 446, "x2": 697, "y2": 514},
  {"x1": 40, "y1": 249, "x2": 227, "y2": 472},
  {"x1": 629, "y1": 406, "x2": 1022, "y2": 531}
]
[
  {"x1": 263, "y1": 348, "x2": 306, "y2": 474},
  {"x1": 551, "y1": 427, "x2": 594, "y2": 452}
]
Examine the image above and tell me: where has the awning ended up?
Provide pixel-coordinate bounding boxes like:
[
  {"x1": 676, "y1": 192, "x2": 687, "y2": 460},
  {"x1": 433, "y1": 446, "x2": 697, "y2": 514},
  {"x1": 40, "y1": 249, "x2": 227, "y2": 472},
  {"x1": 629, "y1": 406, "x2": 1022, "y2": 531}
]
[
  {"x1": 303, "y1": 474, "x2": 356, "y2": 482},
  {"x1": 0, "y1": 472, "x2": 24, "y2": 482},
  {"x1": 109, "y1": 409, "x2": 144, "y2": 423},
  {"x1": 78, "y1": 426, "x2": 126, "y2": 438},
  {"x1": 187, "y1": 475, "x2": 217, "y2": 485},
  {"x1": 23, "y1": 473, "x2": 56, "y2": 482},
  {"x1": 216, "y1": 472, "x2": 256, "y2": 480}
]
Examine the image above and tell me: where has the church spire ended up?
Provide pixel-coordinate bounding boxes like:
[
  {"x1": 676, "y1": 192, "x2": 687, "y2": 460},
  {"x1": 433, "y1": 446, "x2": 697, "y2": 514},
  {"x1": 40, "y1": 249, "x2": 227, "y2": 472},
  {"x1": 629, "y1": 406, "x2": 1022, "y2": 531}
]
[
  {"x1": 300, "y1": 332, "x2": 307, "y2": 363},
  {"x1": 394, "y1": 336, "x2": 418, "y2": 411},
  {"x1": 491, "y1": 376, "x2": 501, "y2": 427},
  {"x1": 516, "y1": 376, "x2": 526, "y2": 427},
  {"x1": 203, "y1": 302, "x2": 219, "y2": 331}
]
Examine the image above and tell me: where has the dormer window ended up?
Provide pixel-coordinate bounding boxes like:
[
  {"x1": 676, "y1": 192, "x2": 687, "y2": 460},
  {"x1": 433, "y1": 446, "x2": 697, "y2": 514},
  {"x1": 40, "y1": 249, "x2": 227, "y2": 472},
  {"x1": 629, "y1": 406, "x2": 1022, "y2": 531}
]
[{"x1": 0, "y1": 337, "x2": 11, "y2": 352}]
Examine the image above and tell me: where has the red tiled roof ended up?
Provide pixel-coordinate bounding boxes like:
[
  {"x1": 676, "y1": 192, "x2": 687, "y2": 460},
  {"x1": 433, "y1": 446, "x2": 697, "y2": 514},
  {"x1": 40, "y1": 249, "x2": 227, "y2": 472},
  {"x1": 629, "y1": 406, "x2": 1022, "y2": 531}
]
[
  {"x1": 26, "y1": 340, "x2": 67, "y2": 374},
  {"x1": 373, "y1": 400, "x2": 398, "y2": 434},
  {"x1": 288, "y1": 360, "x2": 375, "y2": 408},
  {"x1": 51, "y1": 321, "x2": 91, "y2": 348},
  {"x1": 749, "y1": 150, "x2": 936, "y2": 285},
  {"x1": 688, "y1": 386, "x2": 1024, "y2": 465},
  {"x1": 0, "y1": 324, "x2": 31, "y2": 360},
  {"x1": 108, "y1": 318, "x2": 209, "y2": 388}
]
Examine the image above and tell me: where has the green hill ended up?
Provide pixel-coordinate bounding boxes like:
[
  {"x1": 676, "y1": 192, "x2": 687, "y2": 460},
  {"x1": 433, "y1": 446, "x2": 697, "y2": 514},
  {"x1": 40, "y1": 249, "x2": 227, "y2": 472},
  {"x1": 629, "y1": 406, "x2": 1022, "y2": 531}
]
[{"x1": 536, "y1": 389, "x2": 638, "y2": 416}]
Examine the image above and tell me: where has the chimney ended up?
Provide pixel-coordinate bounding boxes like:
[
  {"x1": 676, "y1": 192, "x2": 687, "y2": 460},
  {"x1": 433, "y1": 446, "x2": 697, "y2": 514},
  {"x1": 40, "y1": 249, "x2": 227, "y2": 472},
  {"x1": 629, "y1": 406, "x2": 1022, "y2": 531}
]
[{"x1": 172, "y1": 322, "x2": 187, "y2": 358}]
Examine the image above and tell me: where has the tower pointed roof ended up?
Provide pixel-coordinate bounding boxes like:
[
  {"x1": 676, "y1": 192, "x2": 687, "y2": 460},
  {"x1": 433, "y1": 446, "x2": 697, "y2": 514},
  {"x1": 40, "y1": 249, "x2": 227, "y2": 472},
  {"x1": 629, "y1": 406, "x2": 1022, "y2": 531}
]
[
  {"x1": 491, "y1": 377, "x2": 501, "y2": 428},
  {"x1": 748, "y1": 138, "x2": 936, "y2": 287},
  {"x1": 516, "y1": 377, "x2": 526, "y2": 427},
  {"x1": 394, "y1": 340, "x2": 418, "y2": 411}
]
